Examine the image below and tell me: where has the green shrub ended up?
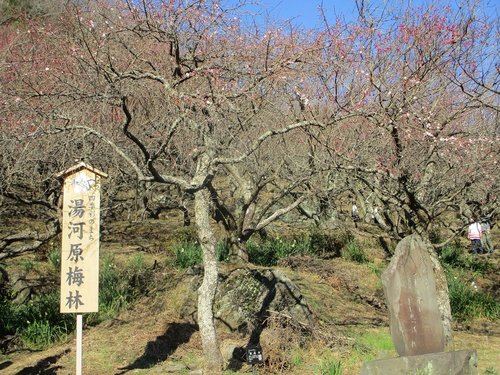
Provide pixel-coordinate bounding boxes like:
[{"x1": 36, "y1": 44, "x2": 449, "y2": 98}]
[
  {"x1": 446, "y1": 271, "x2": 500, "y2": 321},
  {"x1": 247, "y1": 237, "x2": 305, "y2": 266},
  {"x1": 342, "y1": 240, "x2": 370, "y2": 264},
  {"x1": 0, "y1": 297, "x2": 16, "y2": 335},
  {"x1": 173, "y1": 227, "x2": 198, "y2": 243},
  {"x1": 97, "y1": 256, "x2": 126, "y2": 314},
  {"x1": 290, "y1": 348, "x2": 303, "y2": 367},
  {"x1": 174, "y1": 241, "x2": 202, "y2": 269},
  {"x1": 246, "y1": 239, "x2": 279, "y2": 266},
  {"x1": 290, "y1": 234, "x2": 314, "y2": 255},
  {"x1": 318, "y1": 357, "x2": 342, "y2": 375},
  {"x1": 87, "y1": 254, "x2": 153, "y2": 325},
  {"x1": 0, "y1": 291, "x2": 75, "y2": 349},
  {"x1": 310, "y1": 229, "x2": 352, "y2": 257},
  {"x1": 462, "y1": 255, "x2": 491, "y2": 275},
  {"x1": 246, "y1": 230, "x2": 357, "y2": 266},
  {"x1": 124, "y1": 254, "x2": 153, "y2": 299},
  {"x1": 438, "y1": 245, "x2": 463, "y2": 268},
  {"x1": 127, "y1": 253, "x2": 145, "y2": 272},
  {"x1": 171, "y1": 238, "x2": 230, "y2": 267},
  {"x1": 20, "y1": 320, "x2": 68, "y2": 349},
  {"x1": 366, "y1": 262, "x2": 382, "y2": 276},
  {"x1": 438, "y1": 244, "x2": 492, "y2": 274},
  {"x1": 352, "y1": 330, "x2": 394, "y2": 361}
]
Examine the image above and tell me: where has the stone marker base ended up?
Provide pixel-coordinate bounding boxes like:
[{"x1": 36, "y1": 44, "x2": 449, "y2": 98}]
[{"x1": 361, "y1": 350, "x2": 477, "y2": 375}]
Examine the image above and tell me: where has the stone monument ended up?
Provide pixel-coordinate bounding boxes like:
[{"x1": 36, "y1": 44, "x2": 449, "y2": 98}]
[{"x1": 361, "y1": 234, "x2": 478, "y2": 375}]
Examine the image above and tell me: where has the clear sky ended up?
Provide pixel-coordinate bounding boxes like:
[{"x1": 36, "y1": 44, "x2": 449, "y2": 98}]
[
  {"x1": 242, "y1": 0, "x2": 359, "y2": 27},
  {"x1": 226, "y1": 0, "x2": 499, "y2": 29},
  {"x1": 232, "y1": 0, "x2": 359, "y2": 28}
]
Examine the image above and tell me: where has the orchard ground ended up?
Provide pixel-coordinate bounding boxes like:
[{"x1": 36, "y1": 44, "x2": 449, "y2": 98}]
[{"x1": 1, "y1": 217, "x2": 499, "y2": 375}]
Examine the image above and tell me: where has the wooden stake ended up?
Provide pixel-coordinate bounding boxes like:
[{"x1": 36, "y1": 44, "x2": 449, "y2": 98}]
[{"x1": 76, "y1": 314, "x2": 83, "y2": 375}]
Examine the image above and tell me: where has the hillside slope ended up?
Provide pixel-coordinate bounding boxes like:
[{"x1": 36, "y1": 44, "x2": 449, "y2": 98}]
[{"x1": 1, "y1": 219, "x2": 499, "y2": 374}]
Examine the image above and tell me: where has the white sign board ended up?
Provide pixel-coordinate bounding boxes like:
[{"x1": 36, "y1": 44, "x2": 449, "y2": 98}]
[{"x1": 59, "y1": 165, "x2": 105, "y2": 313}]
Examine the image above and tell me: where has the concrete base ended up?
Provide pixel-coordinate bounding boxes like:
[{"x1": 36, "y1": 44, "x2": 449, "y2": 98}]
[{"x1": 361, "y1": 350, "x2": 477, "y2": 375}]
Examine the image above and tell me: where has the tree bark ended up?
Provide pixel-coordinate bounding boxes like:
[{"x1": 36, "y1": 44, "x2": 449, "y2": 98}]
[{"x1": 194, "y1": 188, "x2": 224, "y2": 373}]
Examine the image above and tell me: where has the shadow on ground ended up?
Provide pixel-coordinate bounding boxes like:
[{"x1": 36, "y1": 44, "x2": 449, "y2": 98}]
[
  {"x1": 0, "y1": 361, "x2": 13, "y2": 371},
  {"x1": 14, "y1": 349, "x2": 70, "y2": 375},
  {"x1": 116, "y1": 321, "x2": 198, "y2": 374}
]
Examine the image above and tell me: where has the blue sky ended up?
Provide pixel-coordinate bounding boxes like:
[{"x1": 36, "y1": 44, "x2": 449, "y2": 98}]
[
  {"x1": 231, "y1": 0, "x2": 359, "y2": 28},
  {"x1": 243, "y1": 0, "x2": 358, "y2": 27},
  {"x1": 226, "y1": 0, "x2": 499, "y2": 29}
]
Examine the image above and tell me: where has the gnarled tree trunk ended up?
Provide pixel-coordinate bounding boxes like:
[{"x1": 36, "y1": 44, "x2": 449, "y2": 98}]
[{"x1": 194, "y1": 188, "x2": 224, "y2": 373}]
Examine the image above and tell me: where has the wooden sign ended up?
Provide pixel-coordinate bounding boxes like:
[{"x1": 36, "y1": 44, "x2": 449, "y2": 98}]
[{"x1": 58, "y1": 163, "x2": 107, "y2": 313}]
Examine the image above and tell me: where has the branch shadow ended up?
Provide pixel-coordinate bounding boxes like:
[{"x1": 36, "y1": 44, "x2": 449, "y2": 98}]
[
  {"x1": 14, "y1": 349, "x2": 70, "y2": 375},
  {"x1": 225, "y1": 270, "x2": 278, "y2": 372},
  {"x1": 116, "y1": 322, "x2": 197, "y2": 374},
  {"x1": 0, "y1": 361, "x2": 13, "y2": 371},
  {"x1": 226, "y1": 269, "x2": 313, "y2": 372}
]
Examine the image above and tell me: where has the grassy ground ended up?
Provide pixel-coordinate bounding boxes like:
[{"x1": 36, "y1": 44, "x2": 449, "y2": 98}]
[
  {"x1": 1, "y1": 219, "x2": 499, "y2": 374},
  {"x1": 1, "y1": 312, "x2": 498, "y2": 374}
]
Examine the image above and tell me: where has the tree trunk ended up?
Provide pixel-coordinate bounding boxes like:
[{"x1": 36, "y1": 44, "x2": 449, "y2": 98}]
[{"x1": 194, "y1": 188, "x2": 224, "y2": 373}]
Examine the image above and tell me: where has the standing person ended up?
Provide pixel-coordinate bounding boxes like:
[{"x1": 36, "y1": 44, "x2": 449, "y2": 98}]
[
  {"x1": 480, "y1": 217, "x2": 494, "y2": 253},
  {"x1": 468, "y1": 218, "x2": 483, "y2": 255}
]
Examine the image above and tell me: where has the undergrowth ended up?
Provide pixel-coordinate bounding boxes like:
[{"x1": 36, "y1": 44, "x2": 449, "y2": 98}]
[
  {"x1": 0, "y1": 291, "x2": 75, "y2": 350},
  {"x1": 341, "y1": 240, "x2": 371, "y2": 264},
  {"x1": 439, "y1": 244, "x2": 492, "y2": 274},
  {"x1": 2, "y1": 228, "x2": 498, "y2": 361},
  {"x1": 318, "y1": 357, "x2": 342, "y2": 374},
  {"x1": 439, "y1": 244, "x2": 499, "y2": 322},
  {"x1": 172, "y1": 240, "x2": 229, "y2": 269},
  {"x1": 247, "y1": 229, "x2": 353, "y2": 266},
  {"x1": 247, "y1": 236, "x2": 311, "y2": 266},
  {"x1": 87, "y1": 254, "x2": 153, "y2": 325},
  {"x1": 171, "y1": 228, "x2": 354, "y2": 267},
  {"x1": 0, "y1": 253, "x2": 153, "y2": 350},
  {"x1": 446, "y1": 271, "x2": 499, "y2": 321}
]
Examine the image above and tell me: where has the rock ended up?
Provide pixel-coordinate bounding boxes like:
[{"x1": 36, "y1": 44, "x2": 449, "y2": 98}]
[
  {"x1": 10, "y1": 271, "x2": 31, "y2": 305},
  {"x1": 214, "y1": 268, "x2": 314, "y2": 335},
  {"x1": 180, "y1": 268, "x2": 314, "y2": 335},
  {"x1": 361, "y1": 349, "x2": 478, "y2": 375},
  {"x1": 221, "y1": 339, "x2": 243, "y2": 362},
  {"x1": 381, "y1": 235, "x2": 453, "y2": 356}
]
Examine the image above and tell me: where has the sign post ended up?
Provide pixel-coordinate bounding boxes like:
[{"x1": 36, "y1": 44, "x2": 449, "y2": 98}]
[{"x1": 57, "y1": 162, "x2": 107, "y2": 375}]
